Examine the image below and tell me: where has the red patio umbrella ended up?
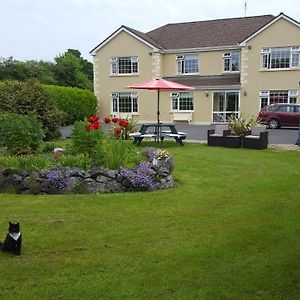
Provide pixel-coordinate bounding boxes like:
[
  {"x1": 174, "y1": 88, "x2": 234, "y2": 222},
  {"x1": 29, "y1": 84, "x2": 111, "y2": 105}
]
[{"x1": 126, "y1": 78, "x2": 194, "y2": 124}]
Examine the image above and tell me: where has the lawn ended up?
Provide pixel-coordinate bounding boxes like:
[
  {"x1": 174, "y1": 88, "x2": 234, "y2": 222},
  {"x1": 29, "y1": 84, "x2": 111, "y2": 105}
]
[{"x1": 0, "y1": 143, "x2": 300, "y2": 299}]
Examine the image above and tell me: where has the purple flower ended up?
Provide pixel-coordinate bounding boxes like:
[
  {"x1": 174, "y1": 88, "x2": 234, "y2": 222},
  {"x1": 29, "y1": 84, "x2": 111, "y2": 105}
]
[
  {"x1": 47, "y1": 169, "x2": 68, "y2": 190},
  {"x1": 120, "y1": 161, "x2": 157, "y2": 191}
]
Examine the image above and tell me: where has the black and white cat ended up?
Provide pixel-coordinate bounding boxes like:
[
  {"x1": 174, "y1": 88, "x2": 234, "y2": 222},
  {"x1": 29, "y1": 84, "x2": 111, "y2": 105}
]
[{"x1": 0, "y1": 222, "x2": 22, "y2": 256}]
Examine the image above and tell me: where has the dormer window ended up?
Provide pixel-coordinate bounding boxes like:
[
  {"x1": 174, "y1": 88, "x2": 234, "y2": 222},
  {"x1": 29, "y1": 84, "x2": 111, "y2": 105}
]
[
  {"x1": 176, "y1": 55, "x2": 199, "y2": 74},
  {"x1": 110, "y1": 56, "x2": 139, "y2": 75},
  {"x1": 223, "y1": 52, "x2": 240, "y2": 72}
]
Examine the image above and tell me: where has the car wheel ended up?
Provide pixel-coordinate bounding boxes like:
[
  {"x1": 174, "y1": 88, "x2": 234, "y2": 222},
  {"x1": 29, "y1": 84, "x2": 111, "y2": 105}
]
[{"x1": 268, "y1": 119, "x2": 280, "y2": 129}]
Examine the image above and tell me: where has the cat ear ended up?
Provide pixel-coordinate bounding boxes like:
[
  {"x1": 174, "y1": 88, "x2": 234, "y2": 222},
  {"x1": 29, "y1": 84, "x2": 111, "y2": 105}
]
[{"x1": 9, "y1": 221, "x2": 12, "y2": 225}]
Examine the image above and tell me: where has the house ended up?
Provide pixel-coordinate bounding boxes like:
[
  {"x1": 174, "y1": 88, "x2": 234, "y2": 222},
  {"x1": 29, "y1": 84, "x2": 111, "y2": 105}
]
[{"x1": 90, "y1": 13, "x2": 300, "y2": 124}]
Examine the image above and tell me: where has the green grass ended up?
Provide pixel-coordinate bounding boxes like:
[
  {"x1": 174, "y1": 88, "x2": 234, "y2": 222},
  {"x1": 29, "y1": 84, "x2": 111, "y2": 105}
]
[{"x1": 1, "y1": 143, "x2": 300, "y2": 299}]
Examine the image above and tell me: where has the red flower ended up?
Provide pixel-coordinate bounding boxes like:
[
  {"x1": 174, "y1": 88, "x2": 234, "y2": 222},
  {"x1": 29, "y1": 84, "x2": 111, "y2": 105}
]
[
  {"x1": 87, "y1": 116, "x2": 99, "y2": 123},
  {"x1": 113, "y1": 128, "x2": 122, "y2": 136},
  {"x1": 91, "y1": 121, "x2": 101, "y2": 130},
  {"x1": 103, "y1": 117, "x2": 111, "y2": 123},
  {"x1": 118, "y1": 119, "x2": 129, "y2": 128},
  {"x1": 111, "y1": 117, "x2": 118, "y2": 123},
  {"x1": 84, "y1": 125, "x2": 91, "y2": 131}
]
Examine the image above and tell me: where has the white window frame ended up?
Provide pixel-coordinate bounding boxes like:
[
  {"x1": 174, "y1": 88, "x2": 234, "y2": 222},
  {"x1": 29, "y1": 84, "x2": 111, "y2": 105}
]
[
  {"x1": 170, "y1": 92, "x2": 194, "y2": 112},
  {"x1": 212, "y1": 91, "x2": 240, "y2": 123},
  {"x1": 111, "y1": 92, "x2": 138, "y2": 114},
  {"x1": 176, "y1": 54, "x2": 199, "y2": 75},
  {"x1": 261, "y1": 47, "x2": 300, "y2": 70},
  {"x1": 223, "y1": 52, "x2": 240, "y2": 72},
  {"x1": 259, "y1": 90, "x2": 299, "y2": 110},
  {"x1": 110, "y1": 56, "x2": 139, "y2": 75}
]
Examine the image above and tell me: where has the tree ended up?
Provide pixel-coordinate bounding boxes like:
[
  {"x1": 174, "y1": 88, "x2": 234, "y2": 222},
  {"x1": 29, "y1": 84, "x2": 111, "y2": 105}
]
[{"x1": 54, "y1": 49, "x2": 93, "y2": 90}]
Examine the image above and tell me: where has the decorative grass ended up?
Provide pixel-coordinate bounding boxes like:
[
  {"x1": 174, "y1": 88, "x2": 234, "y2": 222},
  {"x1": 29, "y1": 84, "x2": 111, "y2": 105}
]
[{"x1": 0, "y1": 143, "x2": 300, "y2": 299}]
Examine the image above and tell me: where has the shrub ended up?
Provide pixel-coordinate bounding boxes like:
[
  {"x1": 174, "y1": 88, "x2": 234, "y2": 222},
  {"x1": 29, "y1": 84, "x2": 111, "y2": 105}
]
[
  {"x1": 56, "y1": 154, "x2": 91, "y2": 170},
  {"x1": 0, "y1": 112, "x2": 44, "y2": 155},
  {"x1": 0, "y1": 79, "x2": 63, "y2": 139},
  {"x1": 99, "y1": 138, "x2": 142, "y2": 169},
  {"x1": 43, "y1": 85, "x2": 97, "y2": 125},
  {"x1": 71, "y1": 117, "x2": 105, "y2": 158},
  {"x1": 0, "y1": 154, "x2": 53, "y2": 171}
]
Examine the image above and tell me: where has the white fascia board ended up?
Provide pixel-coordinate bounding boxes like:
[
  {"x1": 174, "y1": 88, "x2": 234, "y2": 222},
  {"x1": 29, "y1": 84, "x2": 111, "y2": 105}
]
[
  {"x1": 90, "y1": 27, "x2": 160, "y2": 55},
  {"x1": 163, "y1": 45, "x2": 241, "y2": 54},
  {"x1": 240, "y1": 14, "x2": 300, "y2": 46}
]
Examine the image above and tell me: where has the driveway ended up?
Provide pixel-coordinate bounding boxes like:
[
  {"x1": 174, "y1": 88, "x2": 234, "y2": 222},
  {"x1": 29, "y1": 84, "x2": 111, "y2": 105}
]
[{"x1": 60, "y1": 124, "x2": 300, "y2": 145}]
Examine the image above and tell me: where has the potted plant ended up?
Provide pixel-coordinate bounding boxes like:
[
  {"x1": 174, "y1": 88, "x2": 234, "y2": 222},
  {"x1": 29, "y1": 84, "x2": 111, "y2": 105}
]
[{"x1": 225, "y1": 114, "x2": 261, "y2": 148}]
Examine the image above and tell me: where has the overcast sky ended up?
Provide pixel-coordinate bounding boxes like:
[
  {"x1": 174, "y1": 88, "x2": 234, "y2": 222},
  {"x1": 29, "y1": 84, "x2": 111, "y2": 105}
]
[{"x1": 1, "y1": 0, "x2": 300, "y2": 62}]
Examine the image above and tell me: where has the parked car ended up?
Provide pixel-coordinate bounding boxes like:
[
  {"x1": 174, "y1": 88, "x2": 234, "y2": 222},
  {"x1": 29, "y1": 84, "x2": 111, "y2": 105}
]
[{"x1": 258, "y1": 104, "x2": 300, "y2": 129}]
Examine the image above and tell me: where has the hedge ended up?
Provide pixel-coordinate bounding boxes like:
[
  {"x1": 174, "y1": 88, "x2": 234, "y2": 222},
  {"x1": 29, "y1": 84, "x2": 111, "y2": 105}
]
[
  {"x1": 0, "y1": 80, "x2": 63, "y2": 140},
  {"x1": 43, "y1": 85, "x2": 97, "y2": 125}
]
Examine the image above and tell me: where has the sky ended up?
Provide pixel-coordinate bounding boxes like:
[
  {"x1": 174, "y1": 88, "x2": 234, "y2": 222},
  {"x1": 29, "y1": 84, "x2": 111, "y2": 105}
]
[{"x1": 1, "y1": 0, "x2": 300, "y2": 62}]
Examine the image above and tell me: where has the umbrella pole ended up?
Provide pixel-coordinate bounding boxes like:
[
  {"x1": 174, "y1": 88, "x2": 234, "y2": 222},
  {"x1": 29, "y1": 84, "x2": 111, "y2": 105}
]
[{"x1": 157, "y1": 90, "x2": 160, "y2": 124}]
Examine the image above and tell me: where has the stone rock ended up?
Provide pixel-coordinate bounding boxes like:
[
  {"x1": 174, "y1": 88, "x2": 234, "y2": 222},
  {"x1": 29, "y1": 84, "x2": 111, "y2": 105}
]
[
  {"x1": 64, "y1": 177, "x2": 83, "y2": 193},
  {"x1": 83, "y1": 179, "x2": 105, "y2": 194},
  {"x1": 89, "y1": 166, "x2": 105, "y2": 179},
  {"x1": 96, "y1": 175, "x2": 109, "y2": 184},
  {"x1": 105, "y1": 180, "x2": 127, "y2": 193}
]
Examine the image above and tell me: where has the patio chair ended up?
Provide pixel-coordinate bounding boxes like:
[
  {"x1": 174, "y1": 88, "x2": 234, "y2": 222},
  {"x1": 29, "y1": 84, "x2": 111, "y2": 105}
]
[
  {"x1": 207, "y1": 125, "x2": 230, "y2": 146},
  {"x1": 243, "y1": 125, "x2": 268, "y2": 149}
]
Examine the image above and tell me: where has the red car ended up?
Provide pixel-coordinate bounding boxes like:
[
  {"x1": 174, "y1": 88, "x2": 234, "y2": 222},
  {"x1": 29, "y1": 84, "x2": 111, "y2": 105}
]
[{"x1": 258, "y1": 104, "x2": 300, "y2": 129}]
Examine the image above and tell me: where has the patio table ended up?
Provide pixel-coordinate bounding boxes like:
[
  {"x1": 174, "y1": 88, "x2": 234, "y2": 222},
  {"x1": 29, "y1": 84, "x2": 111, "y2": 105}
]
[{"x1": 132, "y1": 123, "x2": 186, "y2": 146}]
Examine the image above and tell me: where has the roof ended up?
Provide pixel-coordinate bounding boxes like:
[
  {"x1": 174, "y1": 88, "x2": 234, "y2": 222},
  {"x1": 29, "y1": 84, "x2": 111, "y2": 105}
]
[
  {"x1": 91, "y1": 13, "x2": 300, "y2": 54},
  {"x1": 146, "y1": 15, "x2": 275, "y2": 50},
  {"x1": 163, "y1": 74, "x2": 240, "y2": 89}
]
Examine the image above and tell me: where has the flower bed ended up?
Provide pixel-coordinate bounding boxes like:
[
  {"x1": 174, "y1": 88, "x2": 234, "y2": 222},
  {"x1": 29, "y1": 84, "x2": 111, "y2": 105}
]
[{"x1": 0, "y1": 149, "x2": 174, "y2": 194}]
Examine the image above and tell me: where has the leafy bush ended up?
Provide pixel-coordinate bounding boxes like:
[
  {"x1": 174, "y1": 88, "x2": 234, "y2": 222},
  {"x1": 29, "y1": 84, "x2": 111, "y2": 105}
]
[
  {"x1": 0, "y1": 112, "x2": 44, "y2": 155},
  {"x1": 99, "y1": 138, "x2": 142, "y2": 169},
  {"x1": 0, "y1": 79, "x2": 64, "y2": 139},
  {"x1": 71, "y1": 117, "x2": 105, "y2": 158},
  {"x1": 0, "y1": 154, "x2": 53, "y2": 171},
  {"x1": 56, "y1": 154, "x2": 91, "y2": 170},
  {"x1": 43, "y1": 85, "x2": 97, "y2": 125},
  {"x1": 228, "y1": 114, "x2": 261, "y2": 136}
]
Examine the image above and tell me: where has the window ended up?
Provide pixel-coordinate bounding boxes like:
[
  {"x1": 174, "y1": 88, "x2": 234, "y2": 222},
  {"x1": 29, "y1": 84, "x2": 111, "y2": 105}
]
[
  {"x1": 171, "y1": 92, "x2": 194, "y2": 111},
  {"x1": 176, "y1": 55, "x2": 199, "y2": 74},
  {"x1": 213, "y1": 91, "x2": 239, "y2": 122},
  {"x1": 223, "y1": 52, "x2": 240, "y2": 72},
  {"x1": 259, "y1": 90, "x2": 298, "y2": 109},
  {"x1": 261, "y1": 47, "x2": 300, "y2": 69},
  {"x1": 110, "y1": 56, "x2": 138, "y2": 75},
  {"x1": 111, "y1": 92, "x2": 138, "y2": 113}
]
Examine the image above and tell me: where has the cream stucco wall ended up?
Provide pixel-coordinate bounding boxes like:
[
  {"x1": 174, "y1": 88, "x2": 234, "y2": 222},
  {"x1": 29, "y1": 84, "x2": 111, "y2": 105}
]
[
  {"x1": 161, "y1": 50, "x2": 229, "y2": 76},
  {"x1": 241, "y1": 18, "x2": 300, "y2": 115},
  {"x1": 93, "y1": 17, "x2": 300, "y2": 125},
  {"x1": 93, "y1": 30, "x2": 159, "y2": 121}
]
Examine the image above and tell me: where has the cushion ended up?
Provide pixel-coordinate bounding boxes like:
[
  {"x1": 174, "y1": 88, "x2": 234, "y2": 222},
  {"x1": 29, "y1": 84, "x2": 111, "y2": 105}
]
[
  {"x1": 245, "y1": 135, "x2": 260, "y2": 139},
  {"x1": 215, "y1": 124, "x2": 228, "y2": 135},
  {"x1": 251, "y1": 125, "x2": 266, "y2": 136}
]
